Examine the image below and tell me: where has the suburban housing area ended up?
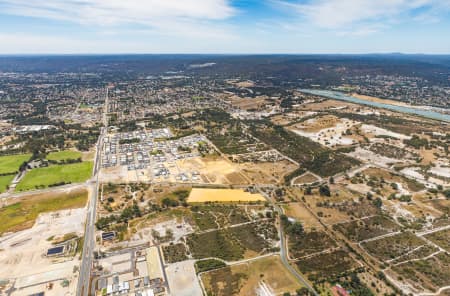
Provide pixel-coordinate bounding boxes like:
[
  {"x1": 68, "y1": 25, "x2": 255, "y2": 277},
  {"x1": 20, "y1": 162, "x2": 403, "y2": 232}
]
[{"x1": 0, "y1": 55, "x2": 449, "y2": 296}]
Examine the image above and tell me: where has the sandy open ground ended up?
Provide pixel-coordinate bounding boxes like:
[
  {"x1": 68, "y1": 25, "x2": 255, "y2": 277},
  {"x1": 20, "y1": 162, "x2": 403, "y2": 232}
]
[
  {"x1": 347, "y1": 147, "x2": 406, "y2": 167},
  {"x1": 187, "y1": 188, "x2": 265, "y2": 203},
  {"x1": 292, "y1": 172, "x2": 320, "y2": 185},
  {"x1": 0, "y1": 208, "x2": 86, "y2": 295},
  {"x1": 289, "y1": 115, "x2": 359, "y2": 147},
  {"x1": 351, "y1": 93, "x2": 423, "y2": 109},
  {"x1": 283, "y1": 202, "x2": 323, "y2": 230},
  {"x1": 177, "y1": 157, "x2": 249, "y2": 185},
  {"x1": 201, "y1": 255, "x2": 303, "y2": 296},
  {"x1": 360, "y1": 124, "x2": 411, "y2": 140},
  {"x1": 226, "y1": 95, "x2": 270, "y2": 110},
  {"x1": 100, "y1": 154, "x2": 250, "y2": 185},
  {"x1": 239, "y1": 160, "x2": 298, "y2": 184},
  {"x1": 166, "y1": 260, "x2": 202, "y2": 296},
  {"x1": 300, "y1": 99, "x2": 356, "y2": 111}
]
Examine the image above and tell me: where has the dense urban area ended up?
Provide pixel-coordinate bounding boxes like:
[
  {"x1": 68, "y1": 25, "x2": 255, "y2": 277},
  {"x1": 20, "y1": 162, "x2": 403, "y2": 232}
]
[{"x1": 0, "y1": 55, "x2": 449, "y2": 296}]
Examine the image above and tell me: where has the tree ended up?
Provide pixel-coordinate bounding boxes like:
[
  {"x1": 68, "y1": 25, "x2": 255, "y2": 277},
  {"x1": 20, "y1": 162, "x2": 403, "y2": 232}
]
[
  {"x1": 165, "y1": 229, "x2": 174, "y2": 240},
  {"x1": 304, "y1": 186, "x2": 312, "y2": 195},
  {"x1": 444, "y1": 189, "x2": 450, "y2": 199},
  {"x1": 288, "y1": 222, "x2": 304, "y2": 236},
  {"x1": 132, "y1": 203, "x2": 142, "y2": 217},
  {"x1": 372, "y1": 197, "x2": 383, "y2": 208},
  {"x1": 280, "y1": 214, "x2": 289, "y2": 227},
  {"x1": 296, "y1": 288, "x2": 310, "y2": 296},
  {"x1": 319, "y1": 185, "x2": 331, "y2": 197},
  {"x1": 162, "y1": 197, "x2": 179, "y2": 208}
]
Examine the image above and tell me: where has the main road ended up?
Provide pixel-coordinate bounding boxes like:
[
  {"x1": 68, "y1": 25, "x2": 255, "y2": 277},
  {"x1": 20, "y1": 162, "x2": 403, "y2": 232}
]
[
  {"x1": 77, "y1": 88, "x2": 108, "y2": 296},
  {"x1": 76, "y1": 128, "x2": 104, "y2": 296}
]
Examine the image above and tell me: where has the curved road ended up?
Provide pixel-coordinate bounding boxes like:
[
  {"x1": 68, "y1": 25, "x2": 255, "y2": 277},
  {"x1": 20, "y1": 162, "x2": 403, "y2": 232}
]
[{"x1": 256, "y1": 186, "x2": 318, "y2": 296}]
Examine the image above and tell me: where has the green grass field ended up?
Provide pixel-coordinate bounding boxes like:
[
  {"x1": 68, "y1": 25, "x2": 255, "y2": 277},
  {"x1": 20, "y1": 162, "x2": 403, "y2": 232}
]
[
  {"x1": 46, "y1": 150, "x2": 82, "y2": 162},
  {"x1": 0, "y1": 189, "x2": 88, "y2": 234},
  {"x1": 0, "y1": 175, "x2": 15, "y2": 193},
  {"x1": 16, "y1": 161, "x2": 93, "y2": 191},
  {"x1": 0, "y1": 154, "x2": 31, "y2": 175}
]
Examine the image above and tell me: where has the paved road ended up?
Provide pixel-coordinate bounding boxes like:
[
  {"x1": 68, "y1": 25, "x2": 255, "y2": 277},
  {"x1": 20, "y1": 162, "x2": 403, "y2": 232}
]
[
  {"x1": 256, "y1": 186, "x2": 318, "y2": 296},
  {"x1": 276, "y1": 203, "x2": 318, "y2": 296},
  {"x1": 76, "y1": 129, "x2": 103, "y2": 296},
  {"x1": 77, "y1": 180, "x2": 98, "y2": 296},
  {"x1": 77, "y1": 89, "x2": 108, "y2": 296}
]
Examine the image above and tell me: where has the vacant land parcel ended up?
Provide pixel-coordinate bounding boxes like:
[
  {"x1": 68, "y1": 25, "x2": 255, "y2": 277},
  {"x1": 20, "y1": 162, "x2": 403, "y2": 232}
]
[
  {"x1": 0, "y1": 188, "x2": 88, "y2": 234},
  {"x1": 392, "y1": 252, "x2": 450, "y2": 294},
  {"x1": 16, "y1": 161, "x2": 93, "y2": 191},
  {"x1": 250, "y1": 124, "x2": 359, "y2": 177},
  {"x1": 187, "y1": 188, "x2": 265, "y2": 203},
  {"x1": 295, "y1": 250, "x2": 358, "y2": 282},
  {"x1": 201, "y1": 255, "x2": 303, "y2": 296}
]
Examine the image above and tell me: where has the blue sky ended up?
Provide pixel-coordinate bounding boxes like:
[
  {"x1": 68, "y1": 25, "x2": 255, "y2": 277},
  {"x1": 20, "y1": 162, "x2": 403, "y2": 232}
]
[{"x1": 0, "y1": 0, "x2": 449, "y2": 54}]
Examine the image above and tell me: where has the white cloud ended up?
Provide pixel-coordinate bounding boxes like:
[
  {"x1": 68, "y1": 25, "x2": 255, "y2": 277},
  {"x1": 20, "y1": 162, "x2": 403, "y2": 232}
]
[
  {"x1": 0, "y1": 0, "x2": 237, "y2": 37},
  {"x1": 275, "y1": 0, "x2": 449, "y2": 32},
  {"x1": 0, "y1": 31, "x2": 240, "y2": 54}
]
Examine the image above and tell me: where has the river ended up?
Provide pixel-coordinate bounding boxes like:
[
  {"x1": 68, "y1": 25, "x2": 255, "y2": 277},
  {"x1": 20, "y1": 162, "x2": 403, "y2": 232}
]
[{"x1": 299, "y1": 89, "x2": 450, "y2": 123}]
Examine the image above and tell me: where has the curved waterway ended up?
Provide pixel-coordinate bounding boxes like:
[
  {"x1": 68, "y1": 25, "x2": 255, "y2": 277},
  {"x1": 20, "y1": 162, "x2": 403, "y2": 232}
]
[{"x1": 300, "y1": 89, "x2": 450, "y2": 123}]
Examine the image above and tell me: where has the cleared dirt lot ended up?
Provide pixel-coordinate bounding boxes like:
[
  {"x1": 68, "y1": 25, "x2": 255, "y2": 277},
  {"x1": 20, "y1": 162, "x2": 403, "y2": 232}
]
[
  {"x1": 0, "y1": 187, "x2": 88, "y2": 235},
  {"x1": 226, "y1": 95, "x2": 270, "y2": 110},
  {"x1": 177, "y1": 156, "x2": 249, "y2": 185},
  {"x1": 99, "y1": 165, "x2": 130, "y2": 183},
  {"x1": 299, "y1": 99, "x2": 357, "y2": 111},
  {"x1": 289, "y1": 115, "x2": 359, "y2": 147},
  {"x1": 99, "y1": 154, "x2": 250, "y2": 185},
  {"x1": 270, "y1": 111, "x2": 317, "y2": 126},
  {"x1": 283, "y1": 202, "x2": 323, "y2": 230},
  {"x1": 201, "y1": 255, "x2": 303, "y2": 296},
  {"x1": 290, "y1": 188, "x2": 355, "y2": 225},
  {"x1": 0, "y1": 207, "x2": 86, "y2": 295},
  {"x1": 239, "y1": 160, "x2": 297, "y2": 184},
  {"x1": 292, "y1": 173, "x2": 320, "y2": 185},
  {"x1": 166, "y1": 260, "x2": 203, "y2": 296}
]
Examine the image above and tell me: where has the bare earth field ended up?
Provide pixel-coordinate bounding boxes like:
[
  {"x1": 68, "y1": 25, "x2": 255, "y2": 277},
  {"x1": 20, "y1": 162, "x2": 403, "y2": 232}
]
[
  {"x1": 283, "y1": 202, "x2": 323, "y2": 230},
  {"x1": 270, "y1": 111, "x2": 317, "y2": 126},
  {"x1": 299, "y1": 99, "x2": 357, "y2": 111},
  {"x1": 239, "y1": 160, "x2": 297, "y2": 184},
  {"x1": 290, "y1": 188, "x2": 355, "y2": 225},
  {"x1": 292, "y1": 172, "x2": 320, "y2": 185},
  {"x1": 226, "y1": 95, "x2": 270, "y2": 110},
  {"x1": 0, "y1": 187, "x2": 88, "y2": 235},
  {"x1": 177, "y1": 157, "x2": 249, "y2": 185},
  {"x1": 288, "y1": 115, "x2": 361, "y2": 148},
  {"x1": 0, "y1": 207, "x2": 86, "y2": 296},
  {"x1": 166, "y1": 260, "x2": 203, "y2": 296},
  {"x1": 201, "y1": 255, "x2": 303, "y2": 296},
  {"x1": 352, "y1": 93, "x2": 422, "y2": 108}
]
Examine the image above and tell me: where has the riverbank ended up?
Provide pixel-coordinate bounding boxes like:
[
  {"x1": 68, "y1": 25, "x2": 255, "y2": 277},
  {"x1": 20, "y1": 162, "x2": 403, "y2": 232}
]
[{"x1": 299, "y1": 89, "x2": 450, "y2": 123}]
